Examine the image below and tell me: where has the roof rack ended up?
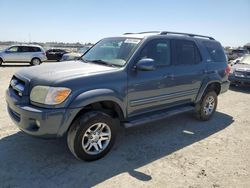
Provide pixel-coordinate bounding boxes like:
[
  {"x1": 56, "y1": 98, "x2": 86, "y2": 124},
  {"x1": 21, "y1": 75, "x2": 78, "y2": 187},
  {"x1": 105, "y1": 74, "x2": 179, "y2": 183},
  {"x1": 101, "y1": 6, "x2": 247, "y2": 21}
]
[
  {"x1": 123, "y1": 31, "x2": 215, "y2": 40},
  {"x1": 123, "y1": 31, "x2": 160, "y2": 35},
  {"x1": 160, "y1": 31, "x2": 215, "y2": 40}
]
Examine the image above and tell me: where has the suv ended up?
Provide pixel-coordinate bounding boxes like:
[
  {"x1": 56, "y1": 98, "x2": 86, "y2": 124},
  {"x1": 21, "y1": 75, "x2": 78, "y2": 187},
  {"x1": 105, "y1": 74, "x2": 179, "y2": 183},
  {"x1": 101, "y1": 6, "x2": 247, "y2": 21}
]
[
  {"x1": 229, "y1": 54, "x2": 250, "y2": 86},
  {"x1": 6, "y1": 31, "x2": 230, "y2": 161},
  {"x1": 46, "y1": 49, "x2": 68, "y2": 61},
  {"x1": 0, "y1": 44, "x2": 47, "y2": 65}
]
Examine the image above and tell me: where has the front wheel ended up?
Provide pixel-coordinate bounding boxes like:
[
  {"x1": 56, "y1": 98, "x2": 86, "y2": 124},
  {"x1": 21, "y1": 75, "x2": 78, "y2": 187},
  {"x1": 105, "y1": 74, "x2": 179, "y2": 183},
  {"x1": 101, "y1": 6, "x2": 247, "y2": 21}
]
[
  {"x1": 194, "y1": 91, "x2": 218, "y2": 121},
  {"x1": 0, "y1": 58, "x2": 3, "y2": 65},
  {"x1": 67, "y1": 111, "x2": 118, "y2": 161}
]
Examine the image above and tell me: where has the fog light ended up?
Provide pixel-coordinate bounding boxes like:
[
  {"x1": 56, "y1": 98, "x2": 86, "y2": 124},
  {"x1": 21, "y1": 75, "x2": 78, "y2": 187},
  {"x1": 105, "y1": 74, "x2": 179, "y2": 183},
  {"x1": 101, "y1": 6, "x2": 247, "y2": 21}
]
[{"x1": 35, "y1": 120, "x2": 41, "y2": 128}]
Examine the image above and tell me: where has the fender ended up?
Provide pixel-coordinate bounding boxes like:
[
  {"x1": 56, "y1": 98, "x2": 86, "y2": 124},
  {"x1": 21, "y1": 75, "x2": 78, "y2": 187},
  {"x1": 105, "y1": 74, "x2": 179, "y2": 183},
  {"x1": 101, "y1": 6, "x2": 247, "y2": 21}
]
[
  {"x1": 69, "y1": 88, "x2": 126, "y2": 117},
  {"x1": 56, "y1": 89, "x2": 126, "y2": 137},
  {"x1": 0, "y1": 55, "x2": 5, "y2": 62},
  {"x1": 195, "y1": 76, "x2": 221, "y2": 103}
]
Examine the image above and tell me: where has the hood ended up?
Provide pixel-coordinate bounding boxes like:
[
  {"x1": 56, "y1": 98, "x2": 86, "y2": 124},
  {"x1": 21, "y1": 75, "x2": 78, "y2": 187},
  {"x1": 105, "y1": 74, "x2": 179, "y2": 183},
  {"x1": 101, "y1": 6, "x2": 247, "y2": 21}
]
[
  {"x1": 15, "y1": 60, "x2": 117, "y2": 85},
  {"x1": 232, "y1": 63, "x2": 250, "y2": 71}
]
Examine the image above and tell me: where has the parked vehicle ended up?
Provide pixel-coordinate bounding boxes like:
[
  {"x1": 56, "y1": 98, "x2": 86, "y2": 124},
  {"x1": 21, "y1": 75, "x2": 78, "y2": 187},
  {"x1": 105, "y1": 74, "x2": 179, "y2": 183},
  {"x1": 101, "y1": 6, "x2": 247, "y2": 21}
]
[
  {"x1": 228, "y1": 49, "x2": 249, "y2": 60},
  {"x1": 229, "y1": 56, "x2": 243, "y2": 66},
  {"x1": 229, "y1": 54, "x2": 250, "y2": 86},
  {"x1": 61, "y1": 45, "x2": 92, "y2": 61},
  {"x1": 6, "y1": 31, "x2": 230, "y2": 161},
  {"x1": 46, "y1": 49, "x2": 68, "y2": 61},
  {"x1": 0, "y1": 44, "x2": 47, "y2": 65}
]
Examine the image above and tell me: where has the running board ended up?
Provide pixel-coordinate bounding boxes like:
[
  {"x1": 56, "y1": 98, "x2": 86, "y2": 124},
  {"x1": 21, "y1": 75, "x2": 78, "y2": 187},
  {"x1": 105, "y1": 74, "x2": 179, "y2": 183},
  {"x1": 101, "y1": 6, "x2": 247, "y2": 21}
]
[{"x1": 123, "y1": 106, "x2": 194, "y2": 128}]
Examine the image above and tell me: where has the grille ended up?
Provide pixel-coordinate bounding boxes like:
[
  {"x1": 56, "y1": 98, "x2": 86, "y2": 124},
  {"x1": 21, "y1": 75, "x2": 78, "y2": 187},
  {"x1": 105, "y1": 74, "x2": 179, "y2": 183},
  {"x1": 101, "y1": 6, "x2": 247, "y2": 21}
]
[{"x1": 234, "y1": 71, "x2": 246, "y2": 78}]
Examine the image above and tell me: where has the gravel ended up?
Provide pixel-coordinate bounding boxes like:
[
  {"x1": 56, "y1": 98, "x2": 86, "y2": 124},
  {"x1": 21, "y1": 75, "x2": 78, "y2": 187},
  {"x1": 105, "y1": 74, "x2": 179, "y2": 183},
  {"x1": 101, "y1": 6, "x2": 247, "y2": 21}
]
[{"x1": 0, "y1": 63, "x2": 250, "y2": 188}]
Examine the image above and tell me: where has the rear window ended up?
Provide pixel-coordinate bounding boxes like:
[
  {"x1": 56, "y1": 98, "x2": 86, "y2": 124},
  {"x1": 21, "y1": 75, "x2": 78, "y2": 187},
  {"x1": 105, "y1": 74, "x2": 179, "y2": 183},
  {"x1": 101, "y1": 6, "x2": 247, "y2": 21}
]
[{"x1": 203, "y1": 41, "x2": 226, "y2": 62}]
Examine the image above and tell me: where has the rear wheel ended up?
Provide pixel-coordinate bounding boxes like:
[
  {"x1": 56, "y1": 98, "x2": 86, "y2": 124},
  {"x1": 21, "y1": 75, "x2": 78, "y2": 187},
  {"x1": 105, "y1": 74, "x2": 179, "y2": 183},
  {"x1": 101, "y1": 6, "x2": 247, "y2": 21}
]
[
  {"x1": 0, "y1": 58, "x2": 3, "y2": 65},
  {"x1": 30, "y1": 58, "x2": 41, "y2": 66},
  {"x1": 194, "y1": 91, "x2": 218, "y2": 121},
  {"x1": 67, "y1": 111, "x2": 118, "y2": 161}
]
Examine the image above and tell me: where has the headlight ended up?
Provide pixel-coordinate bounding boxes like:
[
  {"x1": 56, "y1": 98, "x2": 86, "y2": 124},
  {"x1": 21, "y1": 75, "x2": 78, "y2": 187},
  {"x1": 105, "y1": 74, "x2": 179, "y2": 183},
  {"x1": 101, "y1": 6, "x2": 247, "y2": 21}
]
[{"x1": 30, "y1": 86, "x2": 71, "y2": 105}]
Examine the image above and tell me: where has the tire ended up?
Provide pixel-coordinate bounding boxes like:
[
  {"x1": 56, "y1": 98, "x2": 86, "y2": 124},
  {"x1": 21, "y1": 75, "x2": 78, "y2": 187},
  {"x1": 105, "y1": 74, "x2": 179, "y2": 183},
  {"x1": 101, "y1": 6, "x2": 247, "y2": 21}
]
[
  {"x1": 0, "y1": 58, "x2": 3, "y2": 66},
  {"x1": 67, "y1": 111, "x2": 118, "y2": 161},
  {"x1": 194, "y1": 91, "x2": 218, "y2": 121},
  {"x1": 30, "y1": 58, "x2": 41, "y2": 66}
]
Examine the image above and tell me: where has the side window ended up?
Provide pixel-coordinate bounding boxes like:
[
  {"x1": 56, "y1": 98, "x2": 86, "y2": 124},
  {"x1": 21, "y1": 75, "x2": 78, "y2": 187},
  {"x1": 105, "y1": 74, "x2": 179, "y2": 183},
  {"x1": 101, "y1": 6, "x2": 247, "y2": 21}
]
[
  {"x1": 7, "y1": 46, "x2": 18, "y2": 52},
  {"x1": 35, "y1": 47, "x2": 41, "y2": 52},
  {"x1": 173, "y1": 40, "x2": 201, "y2": 66},
  {"x1": 203, "y1": 41, "x2": 226, "y2": 62},
  {"x1": 29, "y1": 47, "x2": 41, "y2": 52},
  {"x1": 20, "y1": 46, "x2": 29, "y2": 52},
  {"x1": 138, "y1": 39, "x2": 171, "y2": 66}
]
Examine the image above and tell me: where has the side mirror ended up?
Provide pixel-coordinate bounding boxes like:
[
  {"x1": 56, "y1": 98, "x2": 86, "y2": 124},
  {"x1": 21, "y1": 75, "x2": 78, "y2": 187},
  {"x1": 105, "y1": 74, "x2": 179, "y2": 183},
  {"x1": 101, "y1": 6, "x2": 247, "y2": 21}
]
[{"x1": 135, "y1": 58, "x2": 156, "y2": 71}]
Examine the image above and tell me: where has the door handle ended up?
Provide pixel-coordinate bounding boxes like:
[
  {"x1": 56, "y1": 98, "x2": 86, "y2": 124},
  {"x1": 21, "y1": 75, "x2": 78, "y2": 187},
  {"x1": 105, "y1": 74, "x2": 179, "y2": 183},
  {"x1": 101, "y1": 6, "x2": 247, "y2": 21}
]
[
  {"x1": 163, "y1": 74, "x2": 174, "y2": 79},
  {"x1": 203, "y1": 70, "x2": 217, "y2": 74}
]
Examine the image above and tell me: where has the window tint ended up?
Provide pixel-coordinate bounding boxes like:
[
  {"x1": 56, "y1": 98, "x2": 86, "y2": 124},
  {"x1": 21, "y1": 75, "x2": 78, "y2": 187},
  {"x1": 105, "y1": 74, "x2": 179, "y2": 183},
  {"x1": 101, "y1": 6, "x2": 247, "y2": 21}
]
[
  {"x1": 20, "y1": 46, "x2": 30, "y2": 52},
  {"x1": 29, "y1": 47, "x2": 41, "y2": 52},
  {"x1": 139, "y1": 39, "x2": 171, "y2": 66},
  {"x1": 203, "y1": 41, "x2": 226, "y2": 62},
  {"x1": 173, "y1": 40, "x2": 201, "y2": 65}
]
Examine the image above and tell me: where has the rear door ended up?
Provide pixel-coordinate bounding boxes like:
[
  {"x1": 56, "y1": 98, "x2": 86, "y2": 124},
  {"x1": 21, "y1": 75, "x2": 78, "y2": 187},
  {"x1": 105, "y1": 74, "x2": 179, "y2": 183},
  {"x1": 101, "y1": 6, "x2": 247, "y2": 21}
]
[
  {"x1": 166, "y1": 39, "x2": 205, "y2": 103},
  {"x1": 18, "y1": 46, "x2": 31, "y2": 61}
]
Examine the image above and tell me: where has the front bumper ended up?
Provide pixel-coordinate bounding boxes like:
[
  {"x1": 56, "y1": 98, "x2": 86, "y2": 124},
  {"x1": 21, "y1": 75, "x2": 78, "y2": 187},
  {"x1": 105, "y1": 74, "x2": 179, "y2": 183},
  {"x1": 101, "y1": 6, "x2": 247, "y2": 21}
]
[
  {"x1": 229, "y1": 75, "x2": 250, "y2": 85},
  {"x1": 6, "y1": 89, "x2": 80, "y2": 138}
]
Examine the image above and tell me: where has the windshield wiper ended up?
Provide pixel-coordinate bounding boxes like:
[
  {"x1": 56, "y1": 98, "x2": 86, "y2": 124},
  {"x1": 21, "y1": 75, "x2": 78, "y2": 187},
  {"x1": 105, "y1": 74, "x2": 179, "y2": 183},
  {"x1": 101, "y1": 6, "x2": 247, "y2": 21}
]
[{"x1": 88, "y1": 59, "x2": 116, "y2": 67}]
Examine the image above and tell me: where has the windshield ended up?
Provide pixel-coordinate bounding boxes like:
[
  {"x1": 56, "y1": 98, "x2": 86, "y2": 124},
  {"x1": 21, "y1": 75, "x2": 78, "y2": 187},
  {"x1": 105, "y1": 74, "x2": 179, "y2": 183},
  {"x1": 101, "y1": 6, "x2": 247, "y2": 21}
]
[
  {"x1": 240, "y1": 55, "x2": 250, "y2": 65},
  {"x1": 78, "y1": 46, "x2": 91, "y2": 54},
  {"x1": 81, "y1": 38, "x2": 141, "y2": 67}
]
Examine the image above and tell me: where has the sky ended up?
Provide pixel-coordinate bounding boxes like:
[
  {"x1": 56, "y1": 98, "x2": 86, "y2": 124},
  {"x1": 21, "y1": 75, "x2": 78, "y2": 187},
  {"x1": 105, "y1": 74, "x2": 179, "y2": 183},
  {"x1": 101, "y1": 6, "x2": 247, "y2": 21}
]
[{"x1": 0, "y1": 0, "x2": 249, "y2": 47}]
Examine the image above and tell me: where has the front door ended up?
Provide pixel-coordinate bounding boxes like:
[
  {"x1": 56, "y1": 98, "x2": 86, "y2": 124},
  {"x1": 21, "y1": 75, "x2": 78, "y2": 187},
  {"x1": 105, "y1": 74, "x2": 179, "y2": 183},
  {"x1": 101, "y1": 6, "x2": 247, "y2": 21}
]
[
  {"x1": 127, "y1": 39, "x2": 172, "y2": 117},
  {"x1": 4, "y1": 46, "x2": 20, "y2": 62}
]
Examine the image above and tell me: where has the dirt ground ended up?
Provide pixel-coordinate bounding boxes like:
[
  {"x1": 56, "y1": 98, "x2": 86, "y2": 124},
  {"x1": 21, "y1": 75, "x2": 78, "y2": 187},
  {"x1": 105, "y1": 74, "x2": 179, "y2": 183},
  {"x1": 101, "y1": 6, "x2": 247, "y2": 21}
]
[{"x1": 0, "y1": 63, "x2": 250, "y2": 188}]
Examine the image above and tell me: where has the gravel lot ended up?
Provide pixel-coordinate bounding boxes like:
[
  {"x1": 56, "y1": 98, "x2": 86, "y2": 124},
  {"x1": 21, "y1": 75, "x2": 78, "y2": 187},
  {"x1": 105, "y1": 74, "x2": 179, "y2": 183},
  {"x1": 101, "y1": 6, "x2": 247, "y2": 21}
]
[{"x1": 0, "y1": 63, "x2": 250, "y2": 188}]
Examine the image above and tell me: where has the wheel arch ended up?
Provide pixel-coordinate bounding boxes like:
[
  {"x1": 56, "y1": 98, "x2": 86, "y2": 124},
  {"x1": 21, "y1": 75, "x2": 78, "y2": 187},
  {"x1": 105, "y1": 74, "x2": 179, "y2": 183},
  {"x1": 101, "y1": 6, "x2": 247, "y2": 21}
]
[
  {"x1": 195, "y1": 80, "x2": 221, "y2": 103},
  {"x1": 57, "y1": 89, "x2": 126, "y2": 136},
  {"x1": 0, "y1": 56, "x2": 4, "y2": 62}
]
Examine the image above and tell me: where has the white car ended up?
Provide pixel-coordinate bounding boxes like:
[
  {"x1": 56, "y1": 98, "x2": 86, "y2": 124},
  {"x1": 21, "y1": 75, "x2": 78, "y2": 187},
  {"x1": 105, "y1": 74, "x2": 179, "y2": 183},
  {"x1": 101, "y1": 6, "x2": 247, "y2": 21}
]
[{"x1": 0, "y1": 44, "x2": 47, "y2": 66}]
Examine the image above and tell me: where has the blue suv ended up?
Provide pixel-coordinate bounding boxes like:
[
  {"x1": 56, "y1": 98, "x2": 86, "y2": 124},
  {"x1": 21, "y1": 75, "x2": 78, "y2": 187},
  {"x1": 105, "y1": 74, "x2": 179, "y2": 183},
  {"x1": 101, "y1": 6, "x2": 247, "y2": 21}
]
[{"x1": 6, "y1": 31, "x2": 230, "y2": 161}]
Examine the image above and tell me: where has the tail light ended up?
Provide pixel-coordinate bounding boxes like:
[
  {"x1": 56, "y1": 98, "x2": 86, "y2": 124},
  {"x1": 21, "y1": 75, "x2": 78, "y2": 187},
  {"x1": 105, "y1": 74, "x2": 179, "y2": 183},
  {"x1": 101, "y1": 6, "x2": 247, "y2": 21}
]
[{"x1": 225, "y1": 65, "x2": 231, "y2": 75}]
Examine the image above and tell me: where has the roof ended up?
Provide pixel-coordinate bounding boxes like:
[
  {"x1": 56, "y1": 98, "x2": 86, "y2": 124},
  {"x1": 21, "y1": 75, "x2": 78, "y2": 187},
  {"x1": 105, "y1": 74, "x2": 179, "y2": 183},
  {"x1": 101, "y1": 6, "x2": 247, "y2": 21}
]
[
  {"x1": 244, "y1": 43, "x2": 250, "y2": 47},
  {"x1": 9, "y1": 44, "x2": 43, "y2": 48},
  {"x1": 122, "y1": 31, "x2": 215, "y2": 40}
]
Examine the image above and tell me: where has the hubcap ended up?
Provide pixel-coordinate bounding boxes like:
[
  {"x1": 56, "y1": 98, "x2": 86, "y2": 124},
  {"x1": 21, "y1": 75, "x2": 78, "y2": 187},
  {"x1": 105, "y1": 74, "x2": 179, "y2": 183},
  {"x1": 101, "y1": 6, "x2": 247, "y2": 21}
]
[
  {"x1": 82, "y1": 123, "x2": 111, "y2": 155},
  {"x1": 203, "y1": 96, "x2": 215, "y2": 115},
  {"x1": 32, "y1": 59, "x2": 40, "y2": 65}
]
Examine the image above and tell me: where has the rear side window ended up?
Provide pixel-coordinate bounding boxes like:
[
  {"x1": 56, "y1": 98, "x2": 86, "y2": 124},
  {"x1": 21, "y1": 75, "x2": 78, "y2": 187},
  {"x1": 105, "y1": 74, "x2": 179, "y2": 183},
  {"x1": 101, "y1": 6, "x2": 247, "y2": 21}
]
[
  {"x1": 29, "y1": 47, "x2": 41, "y2": 52},
  {"x1": 20, "y1": 46, "x2": 30, "y2": 52},
  {"x1": 203, "y1": 41, "x2": 226, "y2": 62},
  {"x1": 172, "y1": 40, "x2": 201, "y2": 66}
]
